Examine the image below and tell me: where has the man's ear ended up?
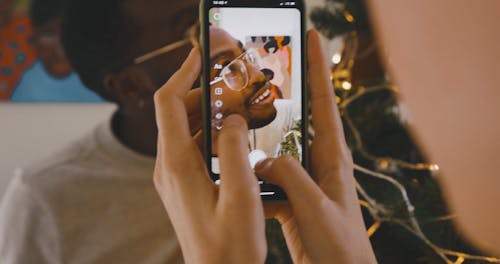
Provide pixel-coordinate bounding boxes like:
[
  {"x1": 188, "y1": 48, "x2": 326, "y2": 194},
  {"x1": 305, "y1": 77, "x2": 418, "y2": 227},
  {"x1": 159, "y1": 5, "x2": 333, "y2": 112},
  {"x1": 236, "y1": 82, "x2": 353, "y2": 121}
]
[{"x1": 102, "y1": 66, "x2": 155, "y2": 104}]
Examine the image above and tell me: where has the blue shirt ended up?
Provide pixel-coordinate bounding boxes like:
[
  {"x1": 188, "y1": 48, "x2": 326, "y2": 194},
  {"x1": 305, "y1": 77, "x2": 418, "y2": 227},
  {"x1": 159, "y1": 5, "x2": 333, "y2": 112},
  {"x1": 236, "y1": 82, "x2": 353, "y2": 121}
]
[{"x1": 10, "y1": 61, "x2": 103, "y2": 102}]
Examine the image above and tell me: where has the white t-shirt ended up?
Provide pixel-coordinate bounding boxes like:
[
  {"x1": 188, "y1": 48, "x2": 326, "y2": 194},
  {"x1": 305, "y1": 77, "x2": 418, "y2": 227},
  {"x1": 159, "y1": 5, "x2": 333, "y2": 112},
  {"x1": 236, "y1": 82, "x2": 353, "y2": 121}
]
[
  {"x1": 253, "y1": 99, "x2": 301, "y2": 157},
  {"x1": 0, "y1": 121, "x2": 182, "y2": 264}
]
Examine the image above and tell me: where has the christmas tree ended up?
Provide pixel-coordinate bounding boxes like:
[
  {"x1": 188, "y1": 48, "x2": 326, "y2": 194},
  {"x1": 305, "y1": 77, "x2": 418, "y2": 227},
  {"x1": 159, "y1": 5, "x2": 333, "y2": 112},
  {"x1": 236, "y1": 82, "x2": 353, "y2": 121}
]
[{"x1": 306, "y1": 0, "x2": 500, "y2": 263}]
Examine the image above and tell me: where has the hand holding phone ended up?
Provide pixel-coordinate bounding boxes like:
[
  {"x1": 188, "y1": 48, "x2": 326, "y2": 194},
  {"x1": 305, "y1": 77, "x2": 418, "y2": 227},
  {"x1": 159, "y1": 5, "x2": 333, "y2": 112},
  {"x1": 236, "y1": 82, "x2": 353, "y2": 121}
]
[
  {"x1": 153, "y1": 30, "x2": 377, "y2": 264},
  {"x1": 153, "y1": 49, "x2": 267, "y2": 264},
  {"x1": 260, "y1": 30, "x2": 377, "y2": 264}
]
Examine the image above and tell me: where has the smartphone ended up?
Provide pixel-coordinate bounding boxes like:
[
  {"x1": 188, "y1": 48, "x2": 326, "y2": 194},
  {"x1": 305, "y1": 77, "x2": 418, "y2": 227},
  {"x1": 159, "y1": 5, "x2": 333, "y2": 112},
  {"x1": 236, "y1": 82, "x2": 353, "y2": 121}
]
[{"x1": 200, "y1": 0, "x2": 307, "y2": 200}]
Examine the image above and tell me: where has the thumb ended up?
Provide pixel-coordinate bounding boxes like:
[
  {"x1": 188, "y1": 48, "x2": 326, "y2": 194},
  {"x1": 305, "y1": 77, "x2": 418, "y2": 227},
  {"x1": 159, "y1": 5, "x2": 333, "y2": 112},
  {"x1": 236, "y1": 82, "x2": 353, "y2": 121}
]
[{"x1": 255, "y1": 156, "x2": 325, "y2": 216}]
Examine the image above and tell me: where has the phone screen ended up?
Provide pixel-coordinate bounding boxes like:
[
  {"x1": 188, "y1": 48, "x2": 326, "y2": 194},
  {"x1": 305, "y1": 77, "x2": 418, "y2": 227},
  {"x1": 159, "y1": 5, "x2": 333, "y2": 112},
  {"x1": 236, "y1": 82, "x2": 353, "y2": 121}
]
[{"x1": 201, "y1": 0, "x2": 307, "y2": 199}]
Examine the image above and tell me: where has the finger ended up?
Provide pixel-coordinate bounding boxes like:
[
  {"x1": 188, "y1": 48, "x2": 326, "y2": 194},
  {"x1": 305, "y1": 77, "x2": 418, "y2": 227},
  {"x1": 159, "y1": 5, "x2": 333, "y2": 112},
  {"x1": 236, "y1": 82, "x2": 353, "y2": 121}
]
[
  {"x1": 154, "y1": 48, "x2": 201, "y2": 150},
  {"x1": 307, "y1": 29, "x2": 346, "y2": 147},
  {"x1": 193, "y1": 130, "x2": 204, "y2": 153},
  {"x1": 307, "y1": 30, "x2": 355, "y2": 201},
  {"x1": 153, "y1": 48, "x2": 214, "y2": 200},
  {"x1": 255, "y1": 156, "x2": 327, "y2": 219},
  {"x1": 263, "y1": 201, "x2": 291, "y2": 221},
  {"x1": 188, "y1": 114, "x2": 202, "y2": 136},
  {"x1": 184, "y1": 88, "x2": 202, "y2": 144},
  {"x1": 217, "y1": 115, "x2": 261, "y2": 204},
  {"x1": 185, "y1": 87, "x2": 202, "y2": 135}
]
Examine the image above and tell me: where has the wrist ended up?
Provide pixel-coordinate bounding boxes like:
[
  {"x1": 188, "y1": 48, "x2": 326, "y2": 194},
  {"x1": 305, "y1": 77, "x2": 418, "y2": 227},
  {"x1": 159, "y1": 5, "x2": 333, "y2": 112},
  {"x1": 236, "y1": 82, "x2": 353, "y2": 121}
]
[{"x1": 183, "y1": 245, "x2": 266, "y2": 264}]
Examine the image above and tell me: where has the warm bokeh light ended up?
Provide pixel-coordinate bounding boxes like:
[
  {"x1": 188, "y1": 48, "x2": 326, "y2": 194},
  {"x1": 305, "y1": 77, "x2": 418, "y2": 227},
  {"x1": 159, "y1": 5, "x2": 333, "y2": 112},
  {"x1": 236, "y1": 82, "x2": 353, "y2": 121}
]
[
  {"x1": 332, "y1": 53, "x2": 342, "y2": 64},
  {"x1": 342, "y1": 81, "x2": 352, "y2": 90},
  {"x1": 343, "y1": 10, "x2": 355, "y2": 23},
  {"x1": 429, "y1": 164, "x2": 440, "y2": 172}
]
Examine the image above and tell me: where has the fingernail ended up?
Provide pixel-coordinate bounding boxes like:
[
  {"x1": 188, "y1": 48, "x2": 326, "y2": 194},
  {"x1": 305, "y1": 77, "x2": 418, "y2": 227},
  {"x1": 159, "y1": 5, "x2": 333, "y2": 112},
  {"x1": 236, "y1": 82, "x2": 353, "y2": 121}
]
[{"x1": 254, "y1": 158, "x2": 274, "y2": 174}]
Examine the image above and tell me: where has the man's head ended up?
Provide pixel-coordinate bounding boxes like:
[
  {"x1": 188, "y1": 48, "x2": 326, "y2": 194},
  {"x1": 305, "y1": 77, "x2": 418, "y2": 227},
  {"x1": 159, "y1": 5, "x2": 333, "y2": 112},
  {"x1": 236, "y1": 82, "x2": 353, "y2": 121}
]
[
  {"x1": 31, "y1": 0, "x2": 72, "y2": 78},
  {"x1": 61, "y1": 0, "x2": 198, "y2": 105},
  {"x1": 209, "y1": 27, "x2": 277, "y2": 130}
]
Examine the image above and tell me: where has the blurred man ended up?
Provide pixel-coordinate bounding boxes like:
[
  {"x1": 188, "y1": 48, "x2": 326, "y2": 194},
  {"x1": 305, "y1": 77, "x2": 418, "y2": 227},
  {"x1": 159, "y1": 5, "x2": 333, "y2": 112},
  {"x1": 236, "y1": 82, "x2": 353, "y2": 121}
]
[{"x1": 0, "y1": 0, "x2": 198, "y2": 262}]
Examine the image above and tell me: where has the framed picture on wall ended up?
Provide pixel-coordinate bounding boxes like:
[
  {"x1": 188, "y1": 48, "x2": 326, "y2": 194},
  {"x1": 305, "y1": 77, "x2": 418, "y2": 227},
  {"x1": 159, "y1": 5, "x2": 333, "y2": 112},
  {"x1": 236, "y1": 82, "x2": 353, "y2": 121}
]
[{"x1": 0, "y1": 0, "x2": 103, "y2": 102}]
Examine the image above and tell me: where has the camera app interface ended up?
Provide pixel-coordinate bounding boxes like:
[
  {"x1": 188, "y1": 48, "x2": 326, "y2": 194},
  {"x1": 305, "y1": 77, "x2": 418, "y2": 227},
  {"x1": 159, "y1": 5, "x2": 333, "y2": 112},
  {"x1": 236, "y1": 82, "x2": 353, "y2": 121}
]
[{"x1": 208, "y1": 7, "x2": 303, "y2": 178}]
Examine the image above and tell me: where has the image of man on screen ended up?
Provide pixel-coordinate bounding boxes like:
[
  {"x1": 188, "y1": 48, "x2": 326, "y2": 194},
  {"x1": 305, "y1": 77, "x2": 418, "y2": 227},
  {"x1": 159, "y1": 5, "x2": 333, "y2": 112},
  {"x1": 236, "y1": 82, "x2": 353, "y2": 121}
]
[
  {"x1": 209, "y1": 26, "x2": 277, "y2": 153},
  {"x1": 208, "y1": 26, "x2": 302, "y2": 173}
]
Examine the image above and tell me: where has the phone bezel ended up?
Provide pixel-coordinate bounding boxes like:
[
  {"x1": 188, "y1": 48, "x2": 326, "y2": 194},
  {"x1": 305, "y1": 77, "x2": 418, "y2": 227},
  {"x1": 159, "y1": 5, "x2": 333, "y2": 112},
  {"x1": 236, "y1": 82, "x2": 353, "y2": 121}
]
[{"x1": 199, "y1": 0, "x2": 308, "y2": 200}]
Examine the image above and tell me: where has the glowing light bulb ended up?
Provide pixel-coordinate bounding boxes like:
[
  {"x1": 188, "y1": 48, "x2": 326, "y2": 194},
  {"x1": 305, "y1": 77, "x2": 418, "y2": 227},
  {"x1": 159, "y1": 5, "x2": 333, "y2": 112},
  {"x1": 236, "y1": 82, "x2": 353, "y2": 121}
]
[
  {"x1": 344, "y1": 11, "x2": 355, "y2": 23},
  {"x1": 454, "y1": 256, "x2": 465, "y2": 264},
  {"x1": 377, "y1": 159, "x2": 390, "y2": 169},
  {"x1": 429, "y1": 164, "x2": 440, "y2": 171},
  {"x1": 332, "y1": 53, "x2": 341, "y2": 64},
  {"x1": 342, "y1": 81, "x2": 352, "y2": 90}
]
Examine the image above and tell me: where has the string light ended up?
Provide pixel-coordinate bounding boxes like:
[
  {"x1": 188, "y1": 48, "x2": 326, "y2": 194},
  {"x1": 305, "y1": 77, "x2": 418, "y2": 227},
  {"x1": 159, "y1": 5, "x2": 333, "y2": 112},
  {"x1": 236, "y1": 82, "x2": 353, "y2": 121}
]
[
  {"x1": 339, "y1": 82, "x2": 440, "y2": 172},
  {"x1": 429, "y1": 164, "x2": 440, "y2": 172},
  {"x1": 367, "y1": 221, "x2": 381, "y2": 238},
  {"x1": 376, "y1": 159, "x2": 389, "y2": 169},
  {"x1": 454, "y1": 256, "x2": 465, "y2": 264},
  {"x1": 354, "y1": 165, "x2": 500, "y2": 263},
  {"x1": 343, "y1": 10, "x2": 355, "y2": 23},
  {"x1": 341, "y1": 81, "x2": 352, "y2": 90},
  {"x1": 332, "y1": 53, "x2": 342, "y2": 64}
]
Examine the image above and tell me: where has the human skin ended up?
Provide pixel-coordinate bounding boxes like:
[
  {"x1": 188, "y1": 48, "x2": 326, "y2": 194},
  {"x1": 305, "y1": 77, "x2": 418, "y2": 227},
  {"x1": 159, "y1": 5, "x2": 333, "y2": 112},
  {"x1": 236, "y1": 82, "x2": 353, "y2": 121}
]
[
  {"x1": 100, "y1": 0, "x2": 199, "y2": 156},
  {"x1": 180, "y1": 27, "x2": 279, "y2": 153},
  {"x1": 154, "y1": 48, "x2": 267, "y2": 263},
  {"x1": 209, "y1": 27, "x2": 277, "y2": 131},
  {"x1": 368, "y1": 0, "x2": 500, "y2": 253},
  {"x1": 260, "y1": 30, "x2": 377, "y2": 264},
  {"x1": 153, "y1": 30, "x2": 377, "y2": 263}
]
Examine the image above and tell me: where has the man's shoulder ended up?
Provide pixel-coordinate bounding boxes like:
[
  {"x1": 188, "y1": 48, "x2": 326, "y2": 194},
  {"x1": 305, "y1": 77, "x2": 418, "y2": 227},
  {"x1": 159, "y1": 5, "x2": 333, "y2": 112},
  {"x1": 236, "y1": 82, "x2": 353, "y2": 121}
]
[{"x1": 19, "y1": 128, "x2": 104, "y2": 194}]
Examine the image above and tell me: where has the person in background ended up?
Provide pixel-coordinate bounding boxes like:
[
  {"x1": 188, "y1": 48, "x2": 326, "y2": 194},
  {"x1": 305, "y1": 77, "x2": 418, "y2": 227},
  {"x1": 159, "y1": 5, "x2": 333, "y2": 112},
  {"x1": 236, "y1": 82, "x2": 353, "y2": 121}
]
[
  {"x1": 0, "y1": 0, "x2": 198, "y2": 262},
  {"x1": 9, "y1": 0, "x2": 102, "y2": 102}
]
